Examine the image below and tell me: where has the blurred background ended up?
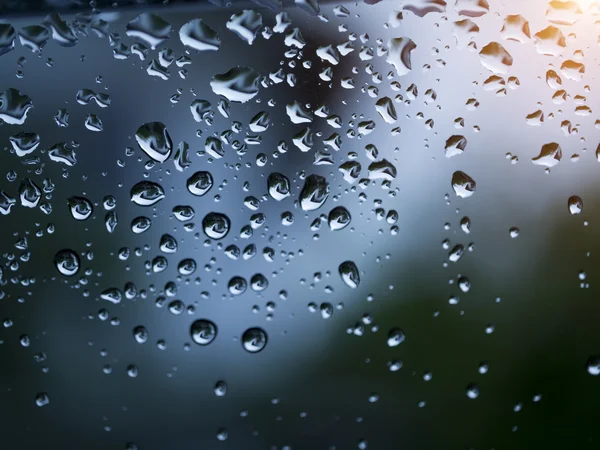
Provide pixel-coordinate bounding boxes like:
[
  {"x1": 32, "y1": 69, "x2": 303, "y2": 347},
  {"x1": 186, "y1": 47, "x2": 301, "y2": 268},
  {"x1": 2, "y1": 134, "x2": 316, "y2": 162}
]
[{"x1": 1, "y1": 0, "x2": 600, "y2": 449}]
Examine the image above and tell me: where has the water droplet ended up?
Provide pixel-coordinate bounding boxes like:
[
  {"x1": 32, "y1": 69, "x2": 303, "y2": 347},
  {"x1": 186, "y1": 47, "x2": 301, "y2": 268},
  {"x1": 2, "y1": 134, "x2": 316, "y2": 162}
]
[
  {"x1": 328, "y1": 206, "x2": 352, "y2": 231},
  {"x1": 101, "y1": 288, "x2": 122, "y2": 304},
  {"x1": 0, "y1": 88, "x2": 33, "y2": 125},
  {"x1": 226, "y1": 10, "x2": 263, "y2": 45},
  {"x1": 35, "y1": 392, "x2": 50, "y2": 407},
  {"x1": 19, "y1": 178, "x2": 41, "y2": 208},
  {"x1": 241, "y1": 327, "x2": 268, "y2": 353},
  {"x1": 267, "y1": 172, "x2": 291, "y2": 201},
  {"x1": 286, "y1": 101, "x2": 313, "y2": 124},
  {"x1": 131, "y1": 216, "x2": 152, "y2": 234},
  {"x1": 386, "y1": 37, "x2": 416, "y2": 76},
  {"x1": 586, "y1": 356, "x2": 600, "y2": 375},
  {"x1": 532, "y1": 143, "x2": 562, "y2": 168},
  {"x1": 135, "y1": 122, "x2": 172, "y2": 163},
  {"x1": 68, "y1": 196, "x2": 93, "y2": 220},
  {"x1": 228, "y1": 276, "x2": 248, "y2": 295},
  {"x1": 568, "y1": 195, "x2": 583, "y2": 215},
  {"x1": 0, "y1": 23, "x2": 16, "y2": 56},
  {"x1": 126, "y1": 13, "x2": 171, "y2": 49},
  {"x1": 375, "y1": 97, "x2": 397, "y2": 123},
  {"x1": 250, "y1": 273, "x2": 269, "y2": 292},
  {"x1": 445, "y1": 135, "x2": 467, "y2": 158},
  {"x1": 202, "y1": 212, "x2": 230, "y2": 240},
  {"x1": 214, "y1": 380, "x2": 228, "y2": 396},
  {"x1": 299, "y1": 174, "x2": 329, "y2": 211},
  {"x1": 466, "y1": 383, "x2": 479, "y2": 399},
  {"x1": 9, "y1": 132, "x2": 39, "y2": 157},
  {"x1": 179, "y1": 19, "x2": 220, "y2": 51},
  {"x1": 478, "y1": 42, "x2": 513, "y2": 74},
  {"x1": 19, "y1": 25, "x2": 50, "y2": 52},
  {"x1": 130, "y1": 181, "x2": 165, "y2": 206},
  {"x1": 133, "y1": 325, "x2": 148, "y2": 344},
  {"x1": 210, "y1": 67, "x2": 261, "y2": 103},
  {"x1": 387, "y1": 327, "x2": 405, "y2": 347},
  {"x1": 534, "y1": 26, "x2": 565, "y2": 56},
  {"x1": 160, "y1": 234, "x2": 178, "y2": 253},
  {"x1": 186, "y1": 171, "x2": 213, "y2": 196},
  {"x1": 191, "y1": 319, "x2": 218, "y2": 345},
  {"x1": 339, "y1": 261, "x2": 360, "y2": 288},
  {"x1": 451, "y1": 171, "x2": 476, "y2": 198},
  {"x1": 54, "y1": 249, "x2": 80, "y2": 276}
]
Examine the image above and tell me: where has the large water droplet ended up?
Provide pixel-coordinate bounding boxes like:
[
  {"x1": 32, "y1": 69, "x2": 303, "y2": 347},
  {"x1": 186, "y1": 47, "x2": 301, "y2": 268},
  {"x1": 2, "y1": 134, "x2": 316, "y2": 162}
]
[
  {"x1": 568, "y1": 196, "x2": 583, "y2": 215},
  {"x1": 228, "y1": 276, "x2": 248, "y2": 295},
  {"x1": 191, "y1": 319, "x2": 218, "y2": 345},
  {"x1": 187, "y1": 171, "x2": 213, "y2": 196},
  {"x1": 68, "y1": 196, "x2": 93, "y2": 220},
  {"x1": 10, "y1": 132, "x2": 39, "y2": 157},
  {"x1": 339, "y1": 260, "x2": 360, "y2": 288},
  {"x1": 478, "y1": 42, "x2": 513, "y2": 74},
  {"x1": 387, "y1": 328, "x2": 405, "y2": 347},
  {"x1": 133, "y1": 325, "x2": 148, "y2": 344},
  {"x1": 267, "y1": 172, "x2": 291, "y2": 201},
  {"x1": 19, "y1": 178, "x2": 41, "y2": 208},
  {"x1": 126, "y1": 13, "x2": 171, "y2": 49},
  {"x1": 54, "y1": 249, "x2": 80, "y2": 276},
  {"x1": 19, "y1": 25, "x2": 50, "y2": 52},
  {"x1": 386, "y1": 37, "x2": 416, "y2": 76},
  {"x1": 202, "y1": 212, "x2": 231, "y2": 239},
  {"x1": 451, "y1": 171, "x2": 476, "y2": 198},
  {"x1": 328, "y1": 206, "x2": 351, "y2": 231},
  {"x1": 0, "y1": 88, "x2": 33, "y2": 125},
  {"x1": 532, "y1": 143, "x2": 562, "y2": 168},
  {"x1": 226, "y1": 10, "x2": 263, "y2": 45},
  {"x1": 135, "y1": 122, "x2": 172, "y2": 163},
  {"x1": 241, "y1": 327, "x2": 268, "y2": 353},
  {"x1": 586, "y1": 356, "x2": 600, "y2": 375},
  {"x1": 299, "y1": 174, "x2": 329, "y2": 211},
  {"x1": 402, "y1": 0, "x2": 446, "y2": 17},
  {"x1": 0, "y1": 24, "x2": 16, "y2": 56},
  {"x1": 179, "y1": 19, "x2": 220, "y2": 51},
  {"x1": 210, "y1": 67, "x2": 261, "y2": 103},
  {"x1": 130, "y1": 181, "x2": 165, "y2": 206}
]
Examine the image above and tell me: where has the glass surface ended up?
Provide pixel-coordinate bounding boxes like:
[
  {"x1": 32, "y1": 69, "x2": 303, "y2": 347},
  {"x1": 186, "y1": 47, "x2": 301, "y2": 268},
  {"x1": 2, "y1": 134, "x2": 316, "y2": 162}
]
[{"x1": 1, "y1": 0, "x2": 600, "y2": 449}]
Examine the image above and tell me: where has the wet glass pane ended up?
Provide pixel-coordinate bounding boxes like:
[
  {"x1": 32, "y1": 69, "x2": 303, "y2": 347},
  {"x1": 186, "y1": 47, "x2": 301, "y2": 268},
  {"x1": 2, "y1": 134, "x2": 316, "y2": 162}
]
[{"x1": 1, "y1": 0, "x2": 600, "y2": 448}]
